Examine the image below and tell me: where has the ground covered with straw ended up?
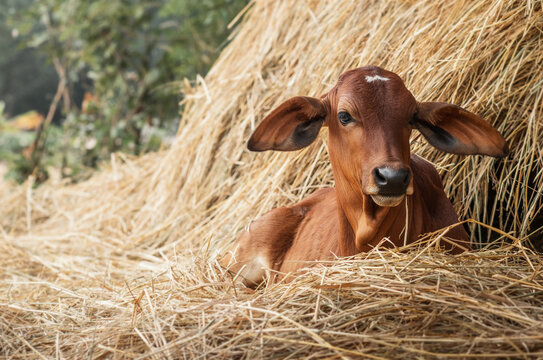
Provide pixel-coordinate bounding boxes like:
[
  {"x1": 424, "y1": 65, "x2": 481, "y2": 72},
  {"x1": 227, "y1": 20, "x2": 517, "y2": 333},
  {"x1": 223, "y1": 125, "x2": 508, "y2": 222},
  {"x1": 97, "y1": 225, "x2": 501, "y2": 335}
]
[{"x1": 1, "y1": 0, "x2": 543, "y2": 358}]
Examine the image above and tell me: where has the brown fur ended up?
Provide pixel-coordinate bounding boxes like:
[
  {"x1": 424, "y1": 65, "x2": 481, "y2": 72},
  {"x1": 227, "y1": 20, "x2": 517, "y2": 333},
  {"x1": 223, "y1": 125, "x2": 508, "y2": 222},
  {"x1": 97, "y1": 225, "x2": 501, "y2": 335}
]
[{"x1": 223, "y1": 66, "x2": 508, "y2": 287}]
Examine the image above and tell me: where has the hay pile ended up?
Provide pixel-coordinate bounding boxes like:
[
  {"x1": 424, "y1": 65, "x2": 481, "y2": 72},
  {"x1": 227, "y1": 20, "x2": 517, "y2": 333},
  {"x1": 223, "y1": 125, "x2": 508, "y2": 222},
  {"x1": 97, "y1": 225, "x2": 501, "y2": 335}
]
[{"x1": 1, "y1": 0, "x2": 543, "y2": 358}]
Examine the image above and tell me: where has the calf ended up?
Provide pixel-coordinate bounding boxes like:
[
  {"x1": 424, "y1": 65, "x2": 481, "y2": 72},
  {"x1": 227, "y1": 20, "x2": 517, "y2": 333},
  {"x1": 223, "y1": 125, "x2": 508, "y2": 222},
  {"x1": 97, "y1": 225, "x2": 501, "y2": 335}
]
[{"x1": 223, "y1": 66, "x2": 508, "y2": 286}]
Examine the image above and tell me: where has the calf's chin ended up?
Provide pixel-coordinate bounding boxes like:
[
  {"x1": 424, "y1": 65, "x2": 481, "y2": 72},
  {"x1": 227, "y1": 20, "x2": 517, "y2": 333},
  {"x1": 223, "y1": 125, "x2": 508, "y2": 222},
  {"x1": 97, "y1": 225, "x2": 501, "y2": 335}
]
[{"x1": 370, "y1": 194, "x2": 405, "y2": 207}]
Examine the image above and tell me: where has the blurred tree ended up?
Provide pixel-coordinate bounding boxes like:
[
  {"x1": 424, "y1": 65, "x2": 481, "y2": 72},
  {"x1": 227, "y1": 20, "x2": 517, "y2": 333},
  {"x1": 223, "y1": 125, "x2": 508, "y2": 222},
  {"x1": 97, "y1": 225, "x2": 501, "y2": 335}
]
[
  {"x1": 1, "y1": 0, "x2": 247, "y2": 183},
  {"x1": 0, "y1": 0, "x2": 59, "y2": 120}
]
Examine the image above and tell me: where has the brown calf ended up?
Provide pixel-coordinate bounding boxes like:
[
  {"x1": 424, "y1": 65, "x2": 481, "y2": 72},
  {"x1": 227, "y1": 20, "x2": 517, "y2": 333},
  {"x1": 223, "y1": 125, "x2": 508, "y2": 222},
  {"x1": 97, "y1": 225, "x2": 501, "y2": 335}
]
[{"x1": 223, "y1": 66, "x2": 508, "y2": 287}]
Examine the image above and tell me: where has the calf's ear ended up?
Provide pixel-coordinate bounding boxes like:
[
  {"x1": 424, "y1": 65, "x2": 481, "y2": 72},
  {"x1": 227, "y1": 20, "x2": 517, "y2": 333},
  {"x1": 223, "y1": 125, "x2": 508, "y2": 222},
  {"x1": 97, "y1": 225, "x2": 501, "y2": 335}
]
[
  {"x1": 412, "y1": 102, "x2": 509, "y2": 157},
  {"x1": 248, "y1": 96, "x2": 328, "y2": 152}
]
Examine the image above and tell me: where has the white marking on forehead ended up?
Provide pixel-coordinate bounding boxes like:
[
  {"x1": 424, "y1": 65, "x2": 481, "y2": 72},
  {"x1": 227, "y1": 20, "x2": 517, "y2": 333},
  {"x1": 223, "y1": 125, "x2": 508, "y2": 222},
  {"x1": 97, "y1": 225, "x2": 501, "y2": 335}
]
[{"x1": 365, "y1": 75, "x2": 390, "y2": 83}]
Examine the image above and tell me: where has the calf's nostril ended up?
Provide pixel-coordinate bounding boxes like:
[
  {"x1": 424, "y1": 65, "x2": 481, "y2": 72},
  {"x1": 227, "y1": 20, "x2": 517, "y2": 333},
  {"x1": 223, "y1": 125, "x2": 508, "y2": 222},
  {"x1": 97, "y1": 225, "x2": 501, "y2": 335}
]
[
  {"x1": 373, "y1": 168, "x2": 387, "y2": 185},
  {"x1": 402, "y1": 171, "x2": 411, "y2": 186}
]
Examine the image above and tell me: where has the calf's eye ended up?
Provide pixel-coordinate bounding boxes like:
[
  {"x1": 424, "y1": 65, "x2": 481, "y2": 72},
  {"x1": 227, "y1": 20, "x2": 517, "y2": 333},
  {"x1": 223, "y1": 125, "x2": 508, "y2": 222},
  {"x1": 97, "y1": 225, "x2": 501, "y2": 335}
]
[{"x1": 338, "y1": 111, "x2": 354, "y2": 126}]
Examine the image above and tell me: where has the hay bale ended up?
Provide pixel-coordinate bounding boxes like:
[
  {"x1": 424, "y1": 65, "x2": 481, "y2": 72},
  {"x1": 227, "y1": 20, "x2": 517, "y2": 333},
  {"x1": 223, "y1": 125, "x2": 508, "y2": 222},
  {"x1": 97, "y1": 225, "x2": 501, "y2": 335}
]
[{"x1": 1, "y1": 0, "x2": 542, "y2": 358}]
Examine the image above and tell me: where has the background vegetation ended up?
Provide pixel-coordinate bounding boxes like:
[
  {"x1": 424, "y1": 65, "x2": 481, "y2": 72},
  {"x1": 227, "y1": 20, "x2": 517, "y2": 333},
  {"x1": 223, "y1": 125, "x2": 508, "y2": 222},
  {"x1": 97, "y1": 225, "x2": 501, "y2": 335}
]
[{"x1": 0, "y1": 0, "x2": 247, "y2": 183}]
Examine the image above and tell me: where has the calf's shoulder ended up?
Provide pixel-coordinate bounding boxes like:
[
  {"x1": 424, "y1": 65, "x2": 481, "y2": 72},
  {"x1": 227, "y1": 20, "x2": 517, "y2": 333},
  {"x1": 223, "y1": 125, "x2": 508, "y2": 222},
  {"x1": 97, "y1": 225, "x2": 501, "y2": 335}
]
[{"x1": 411, "y1": 154, "x2": 470, "y2": 248}]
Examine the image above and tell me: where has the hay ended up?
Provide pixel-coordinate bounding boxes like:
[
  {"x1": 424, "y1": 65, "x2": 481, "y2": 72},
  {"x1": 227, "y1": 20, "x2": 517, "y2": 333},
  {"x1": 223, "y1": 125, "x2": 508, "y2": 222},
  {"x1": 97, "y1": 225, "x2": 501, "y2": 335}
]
[
  {"x1": 3, "y1": 241, "x2": 543, "y2": 359},
  {"x1": 1, "y1": 0, "x2": 543, "y2": 358}
]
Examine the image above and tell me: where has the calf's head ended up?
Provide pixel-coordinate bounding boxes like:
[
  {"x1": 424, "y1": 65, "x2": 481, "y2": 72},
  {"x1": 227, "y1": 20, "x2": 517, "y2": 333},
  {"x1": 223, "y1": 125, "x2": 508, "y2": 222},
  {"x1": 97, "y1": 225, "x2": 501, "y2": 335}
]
[{"x1": 248, "y1": 66, "x2": 508, "y2": 207}]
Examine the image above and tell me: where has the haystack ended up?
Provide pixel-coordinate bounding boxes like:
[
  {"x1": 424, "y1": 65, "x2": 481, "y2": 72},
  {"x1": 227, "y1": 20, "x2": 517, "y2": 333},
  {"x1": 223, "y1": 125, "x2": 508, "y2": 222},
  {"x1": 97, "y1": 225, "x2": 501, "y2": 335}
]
[{"x1": 1, "y1": 0, "x2": 543, "y2": 358}]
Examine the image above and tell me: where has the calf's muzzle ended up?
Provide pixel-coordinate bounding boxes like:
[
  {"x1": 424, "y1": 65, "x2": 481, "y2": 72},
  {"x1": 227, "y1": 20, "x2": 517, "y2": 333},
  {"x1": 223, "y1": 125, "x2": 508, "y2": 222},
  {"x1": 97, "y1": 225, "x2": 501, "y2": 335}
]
[{"x1": 372, "y1": 166, "x2": 411, "y2": 195}]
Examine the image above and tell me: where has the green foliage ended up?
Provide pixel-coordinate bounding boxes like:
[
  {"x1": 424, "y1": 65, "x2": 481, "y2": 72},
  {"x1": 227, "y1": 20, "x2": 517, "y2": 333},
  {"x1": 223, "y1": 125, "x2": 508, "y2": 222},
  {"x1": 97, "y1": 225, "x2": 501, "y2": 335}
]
[
  {"x1": 0, "y1": 104, "x2": 32, "y2": 183},
  {"x1": 1, "y1": 0, "x2": 247, "y2": 183},
  {"x1": 0, "y1": 0, "x2": 58, "y2": 120}
]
